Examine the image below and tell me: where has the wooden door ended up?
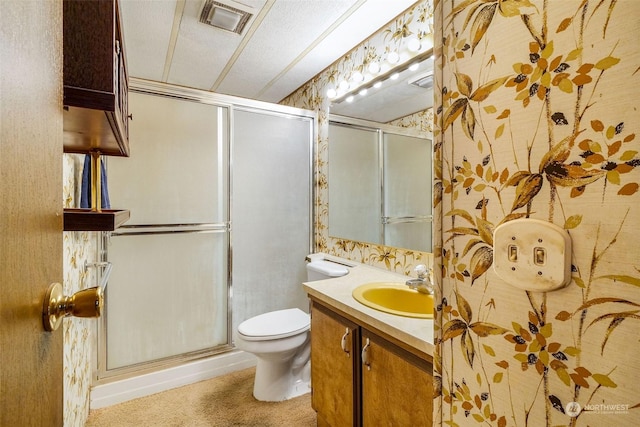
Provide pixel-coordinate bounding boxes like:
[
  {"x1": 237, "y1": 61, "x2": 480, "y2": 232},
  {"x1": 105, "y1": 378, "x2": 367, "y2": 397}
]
[
  {"x1": 361, "y1": 330, "x2": 433, "y2": 426},
  {"x1": 0, "y1": 1, "x2": 64, "y2": 426},
  {"x1": 310, "y1": 302, "x2": 360, "y2": 427}
]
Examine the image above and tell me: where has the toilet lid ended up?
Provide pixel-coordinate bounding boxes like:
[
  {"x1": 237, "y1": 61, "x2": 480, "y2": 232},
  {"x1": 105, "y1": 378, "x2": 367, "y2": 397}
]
[{"x1": 238, "y1": 308, "x2": 310, "y2": 341}]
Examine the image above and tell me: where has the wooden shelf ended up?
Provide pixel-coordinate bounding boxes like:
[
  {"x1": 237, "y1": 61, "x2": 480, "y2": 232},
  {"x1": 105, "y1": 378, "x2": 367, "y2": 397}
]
[
  {"x1": 63, "y1": 209, "x2": 130, "y2": 231},
  {"x1": 63, "y1": 105, "x2": 129, "y2": 157}
]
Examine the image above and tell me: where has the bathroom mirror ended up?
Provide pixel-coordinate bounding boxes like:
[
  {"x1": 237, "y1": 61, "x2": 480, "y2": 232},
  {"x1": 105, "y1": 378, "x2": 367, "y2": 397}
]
[
  {"x1": 328, "y1": 55, "x2": 434, "y2": 253},
  {"x1": 328, "y1": 117, "x2": 433, "y2": 252}
]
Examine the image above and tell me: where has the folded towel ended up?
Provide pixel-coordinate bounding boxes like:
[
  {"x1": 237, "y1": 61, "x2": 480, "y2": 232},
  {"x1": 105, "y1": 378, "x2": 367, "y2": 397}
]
[{"x1": 80, "y1": 154, "x2": 111, "y2": 209}]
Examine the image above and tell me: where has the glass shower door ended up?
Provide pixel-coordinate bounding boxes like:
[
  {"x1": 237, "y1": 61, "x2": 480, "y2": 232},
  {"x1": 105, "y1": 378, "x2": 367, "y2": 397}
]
[
  {"x1": 102, "y1": 91, "x2": 230, "y2": 374},
  {"x1": 231, "y1": 108, "x2": 314, "y2": 334}
]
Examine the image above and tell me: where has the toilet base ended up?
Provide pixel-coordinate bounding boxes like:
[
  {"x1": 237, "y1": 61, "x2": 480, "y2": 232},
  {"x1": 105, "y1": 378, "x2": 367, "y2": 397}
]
[{"x1": 252, "y1": 358, "x2": 310, "y2": 402}]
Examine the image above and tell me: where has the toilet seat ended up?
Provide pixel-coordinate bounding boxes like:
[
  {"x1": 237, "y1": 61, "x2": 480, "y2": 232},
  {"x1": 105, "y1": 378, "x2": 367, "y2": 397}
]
[{"x1": 238, "y1": 308, "x2": 310, "y2": 341}]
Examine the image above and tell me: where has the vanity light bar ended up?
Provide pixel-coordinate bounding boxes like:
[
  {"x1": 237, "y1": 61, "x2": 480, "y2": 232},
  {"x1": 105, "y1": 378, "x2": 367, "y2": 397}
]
[{"x1": 330, "y1": 49, "x2": 434, "y2": 105}]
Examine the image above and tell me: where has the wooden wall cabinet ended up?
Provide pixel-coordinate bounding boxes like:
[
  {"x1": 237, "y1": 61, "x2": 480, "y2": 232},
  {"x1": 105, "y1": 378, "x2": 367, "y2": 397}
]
[
  {"x1": 310, "y1": 300, "x2": 433, "y2": 426},
  {"x1": 62, "y1": 0, "x2": 131, "y2": 231},
  {"x1": 63, "y1": 0, "x2": 130, "y2": 157}
]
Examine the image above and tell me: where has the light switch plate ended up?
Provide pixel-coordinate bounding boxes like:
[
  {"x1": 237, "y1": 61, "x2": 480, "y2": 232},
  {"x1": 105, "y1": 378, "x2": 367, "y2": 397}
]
[{"x1": 493, "y1": 218, "x2": 572, "y2": 292}]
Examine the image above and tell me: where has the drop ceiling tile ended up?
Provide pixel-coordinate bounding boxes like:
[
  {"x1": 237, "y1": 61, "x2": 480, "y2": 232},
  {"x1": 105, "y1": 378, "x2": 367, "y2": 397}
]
[
  {"x1": 166, "y1": 0, "x2": 241, "y2": 90},
  {"x1": 216, "y1": 0, "x2": 359, "y2": 100},
  {"x1": 120, "y1": 0, "x2": 178, "y2": 82}
]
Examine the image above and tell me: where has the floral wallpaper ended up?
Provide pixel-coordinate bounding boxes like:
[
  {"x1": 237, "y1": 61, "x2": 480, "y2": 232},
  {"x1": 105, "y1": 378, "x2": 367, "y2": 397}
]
[
  {"x1": 434, "y1": 0, "x2": 639, "y2": 426},
  {"x1": 389, "y1": 108, "x2": 435, "y2": 134},
  {"x1": 282, "y1": 0, "x2": 435, "y2": 275},
  {"x1": 62, "y1": 153, "x2": 97, "y2": 427}
]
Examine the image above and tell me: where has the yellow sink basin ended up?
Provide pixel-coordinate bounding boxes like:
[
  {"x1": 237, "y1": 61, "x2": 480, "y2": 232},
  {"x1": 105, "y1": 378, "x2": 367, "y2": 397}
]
[{"x1": 352, "y1": 282, "x2": 434, "y2": 319}]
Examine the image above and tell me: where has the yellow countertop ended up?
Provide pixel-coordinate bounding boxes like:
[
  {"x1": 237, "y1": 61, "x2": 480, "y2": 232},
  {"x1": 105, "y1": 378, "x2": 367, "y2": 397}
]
[{"x1": 303, "y1": 255, "x2": 434, "y2": 359}]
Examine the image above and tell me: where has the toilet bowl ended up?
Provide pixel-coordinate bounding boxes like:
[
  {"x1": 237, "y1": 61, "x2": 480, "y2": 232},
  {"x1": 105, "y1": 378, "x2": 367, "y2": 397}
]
[
  {"x1": 235, "y1": 308, "x2": 311, "y2": 401},
  {"x1": 235, "y1": 255, "x2": 349, "y2": 402}
]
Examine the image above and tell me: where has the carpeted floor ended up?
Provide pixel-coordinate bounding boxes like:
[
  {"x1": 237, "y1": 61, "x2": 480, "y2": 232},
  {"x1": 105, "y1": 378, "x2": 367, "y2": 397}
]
[{"x1": 85, "y1": 367, "x2": 317, "y2": 426}]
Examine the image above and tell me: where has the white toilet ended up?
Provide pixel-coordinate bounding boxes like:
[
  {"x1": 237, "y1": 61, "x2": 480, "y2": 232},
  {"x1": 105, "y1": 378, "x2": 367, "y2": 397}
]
[{"x1": 235, "y1": 256, "x2": 349, "y2": 402}]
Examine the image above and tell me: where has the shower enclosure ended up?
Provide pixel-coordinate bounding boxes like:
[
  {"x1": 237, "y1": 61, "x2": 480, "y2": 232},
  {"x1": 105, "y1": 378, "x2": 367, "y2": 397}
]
[{"x1": 99, "y1": 80, "x2": 314, "y2": 380}]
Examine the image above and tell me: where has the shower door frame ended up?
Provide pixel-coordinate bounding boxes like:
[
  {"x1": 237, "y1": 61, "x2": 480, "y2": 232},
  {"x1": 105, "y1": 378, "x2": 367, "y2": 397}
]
[{"x1": 95, "y1": 79, "x2": 316, "y2": 383}]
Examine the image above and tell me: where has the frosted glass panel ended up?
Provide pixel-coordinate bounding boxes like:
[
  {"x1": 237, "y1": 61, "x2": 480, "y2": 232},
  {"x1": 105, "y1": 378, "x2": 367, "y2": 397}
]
[
  {"x1": 328, "y1": 123, "x2": 381, "y2": 244},
  {"x1": 384, "y1": 133, "x2": 432, "y2": 217},
  {"x1": 108, "y1": 92, "x2": 228, "y2": 224},
  {"x1": 384, "y1": 222, "x2": 432, "y2": 252},
  {"x1": 106, "y1": 232, "x2": 228, "y2": 370},
  {"x1": 383, "y1": 133, "x2": 432, "y2": 252},
  {"x1": 232, "y1": 109, "x2": 312, "y2": 333},
  {"x1": 102, "y1": 91, "x2": 230, "y2": 375}
]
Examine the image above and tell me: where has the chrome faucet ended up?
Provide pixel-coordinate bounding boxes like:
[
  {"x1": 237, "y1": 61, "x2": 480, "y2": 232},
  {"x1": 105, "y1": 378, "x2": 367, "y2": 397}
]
[{"x1": 406, "y1": 264, "x2": 433, "y2": 294}]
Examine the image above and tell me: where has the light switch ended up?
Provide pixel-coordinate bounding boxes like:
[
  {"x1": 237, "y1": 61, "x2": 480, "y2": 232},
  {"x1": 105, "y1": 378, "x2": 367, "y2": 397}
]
[
  {"x1": 493, "y1": 219, "x2": 572, "y2": 291},
  {"x1": 534, "y1": 247, "x2": 546, "y2": 265}
]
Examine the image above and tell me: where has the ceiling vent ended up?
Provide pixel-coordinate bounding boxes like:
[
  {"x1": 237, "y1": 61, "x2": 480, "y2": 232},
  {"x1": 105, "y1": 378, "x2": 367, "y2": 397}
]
[
  {"x1": 409, "y1": 71, "x2": 434, "y2": 90},
  {"x1": 199, "y1": 0, "x2": 255, "y2": 35}
]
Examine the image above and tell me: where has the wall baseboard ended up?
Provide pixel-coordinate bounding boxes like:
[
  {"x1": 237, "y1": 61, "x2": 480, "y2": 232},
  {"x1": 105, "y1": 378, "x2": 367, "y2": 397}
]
[{"x1": 89, "y1": 351, "x2": 257, "y2": 409}]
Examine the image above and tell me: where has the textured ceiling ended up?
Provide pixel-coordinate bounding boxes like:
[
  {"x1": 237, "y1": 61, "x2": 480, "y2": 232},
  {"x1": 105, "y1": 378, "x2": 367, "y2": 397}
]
[{"x1": 120, "y1": 0, "x2": 420, "y2": 105}]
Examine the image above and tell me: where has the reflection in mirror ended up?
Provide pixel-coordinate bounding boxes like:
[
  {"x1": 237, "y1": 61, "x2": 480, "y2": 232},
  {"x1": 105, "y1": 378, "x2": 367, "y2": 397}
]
[
  {"x1": 329, "y1": 117, "x2": 433, "y2": 252},
  {"x1": 327, "y1": 54, "x2": 434, "y2": 253},
  {"x1": 331, "y1": 54, "x2": 433, "y2": 123},
  {"x1": 383, "y1": 131, "x2": 433, "y2": 251},
  {"x1": 328, "y1": 122, "x2": 381, "y2": 244}
]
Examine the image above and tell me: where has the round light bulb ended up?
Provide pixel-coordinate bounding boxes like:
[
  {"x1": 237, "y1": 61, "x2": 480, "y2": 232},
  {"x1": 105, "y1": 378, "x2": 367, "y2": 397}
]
[
  {"x1": 352, "y1": 72, "x2": 364, "y2": 83},
  {"x1": 407, "y1": 38, "x2": 421, "y2": 52},
  {"x1": 326, "y1": 88, "x2": 337, "y2": 99},
  {"x1": 368, "y1": 62, "x2": 380, "y2": 74},
  {"x1": 339, "y1": 80, "x2": 349, "y2": 91},
  {"x1": 387, "y1": 51, "x2": 400, "y2": 64}
]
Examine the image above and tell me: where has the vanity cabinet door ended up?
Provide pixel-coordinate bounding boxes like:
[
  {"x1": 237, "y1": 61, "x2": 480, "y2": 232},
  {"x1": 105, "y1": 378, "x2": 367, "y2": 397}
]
[
  {"x1": 361, "y1": 329, "x2": 432, "y2": 426},
  {"x1": 311, "y1": 302, "x2": 360, "y2": 427}
]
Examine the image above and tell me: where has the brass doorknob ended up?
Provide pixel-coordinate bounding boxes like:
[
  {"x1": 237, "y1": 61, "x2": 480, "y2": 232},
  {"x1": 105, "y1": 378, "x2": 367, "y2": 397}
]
[{"x1": 42, "y1": 282, "x2": 103, "y2": 331}]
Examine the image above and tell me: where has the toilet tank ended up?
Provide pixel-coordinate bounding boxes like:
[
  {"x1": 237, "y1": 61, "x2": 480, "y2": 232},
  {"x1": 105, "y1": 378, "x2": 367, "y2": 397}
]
[{"x1": 306, "y1": 259, "x2": 349, "y2": 281}]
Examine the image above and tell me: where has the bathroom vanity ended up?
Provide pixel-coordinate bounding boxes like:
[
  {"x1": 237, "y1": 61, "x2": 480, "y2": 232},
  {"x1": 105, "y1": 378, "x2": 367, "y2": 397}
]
[{"x1": 303, "y1": 258, "x2": 434, "y2": 426}]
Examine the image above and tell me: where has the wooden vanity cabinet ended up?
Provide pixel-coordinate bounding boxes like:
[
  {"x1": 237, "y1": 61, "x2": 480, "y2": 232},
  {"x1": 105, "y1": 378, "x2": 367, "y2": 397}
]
[
  {"x1": 361, "y1": 329, "x2": 432, "y2": 426},
  {"x1": 311, "y1": 302, "x2": 360, "y2": 427},
  {"x1": 310, "y1": 299, "x2": 433, "y2": 426},
  {"x1": 63, "y1": 0, "x2": 130, "y2": 157}
]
